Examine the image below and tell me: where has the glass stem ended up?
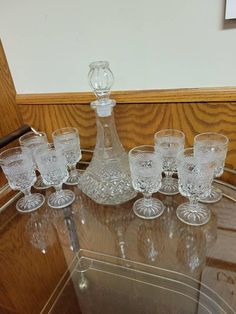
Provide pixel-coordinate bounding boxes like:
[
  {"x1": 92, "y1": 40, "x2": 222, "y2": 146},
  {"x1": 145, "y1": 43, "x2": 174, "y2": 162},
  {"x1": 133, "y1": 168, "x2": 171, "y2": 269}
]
[
  {"x1": 22, "y1": 188, "x2": 32, "y2": 199},
  {"x1": 164, "y1": 171, "x2": 173, "y2": 179},
  {"x1": 143, "y1": 193, "x2": 153, "y2": 207},
  {"x1": 189, "y1": 196, "x2": 199, "y2": 211},
  {"x1": 69, "y1": 164, "x2": 77, "y2": 176},
  {"x1": 54, "y1": 183, "x2": 63, "y2": 194}
]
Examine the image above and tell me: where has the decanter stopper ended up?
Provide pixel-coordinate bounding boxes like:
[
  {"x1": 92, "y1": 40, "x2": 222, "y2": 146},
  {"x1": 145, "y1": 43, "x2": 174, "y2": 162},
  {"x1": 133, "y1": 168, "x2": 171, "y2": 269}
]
[
  {"x1": 88, "y1": 61, "x2": 115, "y2": 117},
  {"x1": 88, "y1": 61, "x2": 114, "y2": 101},
  {"x1": 79, "y1": 61, "x2": 136, "y2": 205}
]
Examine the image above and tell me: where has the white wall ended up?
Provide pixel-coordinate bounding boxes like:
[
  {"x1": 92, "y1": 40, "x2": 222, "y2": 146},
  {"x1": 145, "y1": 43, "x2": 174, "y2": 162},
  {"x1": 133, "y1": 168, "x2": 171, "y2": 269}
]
[{"x1": 1, "y1": 0, "x2": 236, "y2": 93}]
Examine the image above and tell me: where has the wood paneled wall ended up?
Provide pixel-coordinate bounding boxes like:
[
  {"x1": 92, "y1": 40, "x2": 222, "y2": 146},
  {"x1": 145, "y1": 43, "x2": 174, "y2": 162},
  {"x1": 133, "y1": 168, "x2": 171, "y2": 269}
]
[
  {"x1": 0, "y1": 40, "x2": 22, "y2": 137},
  {"x1": 0, "y1": 40, "x2": 235, "y2": 183},
  {"x1": 0, "y1": 41, "x2": 24, "y2": 192},
  {"x1": 17, "y1": 89, "x2": 236, "y2": 183}
]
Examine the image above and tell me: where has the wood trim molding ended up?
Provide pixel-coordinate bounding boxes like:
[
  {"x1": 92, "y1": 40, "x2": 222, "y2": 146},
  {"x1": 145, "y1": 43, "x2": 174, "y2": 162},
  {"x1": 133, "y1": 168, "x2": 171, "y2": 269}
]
[{"x1": 16, "y1": 87, "x2": 236, "y2": 105}]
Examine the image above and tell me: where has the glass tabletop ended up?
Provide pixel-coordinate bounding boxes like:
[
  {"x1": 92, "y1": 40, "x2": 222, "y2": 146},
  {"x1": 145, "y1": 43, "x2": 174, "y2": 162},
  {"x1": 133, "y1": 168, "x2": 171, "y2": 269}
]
[{"x1": 0, "y1": 180, "x2": 236, "y2": 314}]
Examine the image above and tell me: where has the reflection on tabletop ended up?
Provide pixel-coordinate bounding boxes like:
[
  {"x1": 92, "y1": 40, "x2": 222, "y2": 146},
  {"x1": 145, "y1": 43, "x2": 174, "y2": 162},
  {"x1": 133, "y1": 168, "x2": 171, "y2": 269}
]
[{"x1": 1, "y1": 181, "x2": 235, "y2": 313}]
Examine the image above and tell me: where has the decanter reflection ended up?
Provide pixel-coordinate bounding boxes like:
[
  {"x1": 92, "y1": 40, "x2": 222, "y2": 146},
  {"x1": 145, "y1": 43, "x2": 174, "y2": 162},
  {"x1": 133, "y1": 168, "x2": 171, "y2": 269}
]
[
  {"x1": 52, "y1": 206, "x2": 80, "y2": 253},
  {"x1": 89, "y1": 199, "x2": 135, "y2": 260},
  {"x1": 79, "y1": 61, "x2": 136, "y2": 205},
  {"x1": 52, "y1": 204, "x2": 91, "y2": 291}
]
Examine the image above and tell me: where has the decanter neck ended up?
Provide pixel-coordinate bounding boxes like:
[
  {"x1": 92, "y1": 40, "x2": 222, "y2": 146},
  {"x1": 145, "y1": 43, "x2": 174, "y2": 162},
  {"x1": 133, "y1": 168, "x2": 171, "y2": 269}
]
[
  {"x1": 91, "y1": 99, "x2": 115, "y2": 117},
  {"x1": 94, "y1": 110, "x2": 125, "y2": 158}
]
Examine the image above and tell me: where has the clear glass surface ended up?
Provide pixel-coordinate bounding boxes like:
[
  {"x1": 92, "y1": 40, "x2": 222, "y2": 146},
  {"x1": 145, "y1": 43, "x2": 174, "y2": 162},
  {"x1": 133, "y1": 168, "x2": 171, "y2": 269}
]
[
  {"x1": 154, "y1": 129, "x2": 185, "y2": 195},
  {"x1": 49, "y1": 248, "x2": 234, "y2": 314},
  {"x1": 176, "y1": 147, "x2": 215, "y2": 226},
  {"x1": 1, "y1": 180, "x2": 236, "y2": 313},
  {"x1": 35, "y1": 145, "x2": 75, "y2": 209},
  {"x1": 19, "y1": 131, "x2": 50, "y2": 189},
  {"x1": 129, "y1": 145, "x2": 164, "y2": 219},
  {"x1": 0, "y1": 146, "x2": 45, "y2": 212},
  {"x1": 194, "y1": 132, "x2": 229, "y2": 203},
  {"x1": 52, "y1": 127, "x2": 82, "y2": 185}
]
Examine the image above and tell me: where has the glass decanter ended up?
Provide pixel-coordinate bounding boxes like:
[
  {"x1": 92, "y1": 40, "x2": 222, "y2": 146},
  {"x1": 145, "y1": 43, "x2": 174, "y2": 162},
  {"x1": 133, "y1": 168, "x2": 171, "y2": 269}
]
[{"x1": 79, "y1": 61, "x2": 136, "y2": 205}]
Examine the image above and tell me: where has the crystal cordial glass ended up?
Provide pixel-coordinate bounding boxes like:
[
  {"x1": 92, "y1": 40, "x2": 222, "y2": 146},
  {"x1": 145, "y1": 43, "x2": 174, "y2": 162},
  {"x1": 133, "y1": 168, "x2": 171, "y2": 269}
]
[
  {"x1": 52, "y1": 127, "x2": 82, "y2": 185},
  {"x1": 35, "y1": 145, "x2": 75, "y2": 209},
  {"x1": 154, "y1": 129, "x2": 185, "y2": 195},
  {"x1": 129, "y1": 145, "x2": 164, "y2": 219},
  {"x1": 176, "y1": 148, "x2": 215, "y2": 226},
  {"x1": 19, "y1": 131, "x2": 49, "y2": 189},
  {"x1": 194, "y1": 132, "x2": 229, "y2": 203},
  {"x1": 0, "y1": 147, "x2": 45, "y2": 213}
]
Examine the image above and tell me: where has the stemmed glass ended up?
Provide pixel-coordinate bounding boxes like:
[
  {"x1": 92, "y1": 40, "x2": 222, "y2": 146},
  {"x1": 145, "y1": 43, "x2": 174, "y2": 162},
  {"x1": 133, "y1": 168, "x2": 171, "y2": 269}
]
[
  {"x1": 129, "y1": 145, "x2": 164, "y2": 219},
  {"x1": 154, "y1": 129, "x2": 185, "y2": 195},
  {"x1": 35, "y1": 145, "x2": 75, "y2": 208},
  {"x1": 176, "y1": 148, "x2": 215, "y2": 226},
  {"x1": 19, "y1": 131, "x2": 49, "y2": 189},
  {"x1": 0, "y1": 147, "x2": 45, "y2": 212},
  {"x1": 52, "y1": 127, "x2": 82, "y2": 185},
  {"x1": 194, "y1": 132, "x2": 229, "y2": 203}
]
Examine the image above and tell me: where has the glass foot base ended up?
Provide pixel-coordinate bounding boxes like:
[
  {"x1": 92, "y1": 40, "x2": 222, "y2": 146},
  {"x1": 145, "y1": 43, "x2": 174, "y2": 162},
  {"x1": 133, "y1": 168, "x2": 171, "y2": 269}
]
[
  {"x1": 47, "y1": 189, "x2": 75, "y2": 209},
  {"x1": 16, "y1": 193, "x2": 45, "y2": 213},
  {"x1": 199, "y1": 186, "x2": 222, "y2": 204},
  {"x1": 159, "y1": 177, "x2": 179, "y2": 195},
  {"x1": 133, "y1": 197, "x2": 164, "y2": 220},
  {"x1": 176, "y1": 202, "x2": 211, "y2": 226},
  {"x1": 66, "y1": 169, "x2": 82, "y2": 186},
  {"x1": 34, "y1": 175, "x2": 50, "y2": 190}
]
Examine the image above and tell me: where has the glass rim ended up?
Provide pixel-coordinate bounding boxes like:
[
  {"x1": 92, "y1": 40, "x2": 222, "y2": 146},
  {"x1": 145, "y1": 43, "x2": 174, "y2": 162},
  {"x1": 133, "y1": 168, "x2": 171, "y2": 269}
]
[
  {"x1": 177, "y1": 147, "x2": 216, "y2": 166},
  {"x1": 52, "y1": 127, "x2": 79, "y2": 138},
  {"x1": 194, "y1": 132, "x2": 229, "y2": 145},
  {"x1": 89, "y1": 61, "x2": 109, "y2": 69},
  {"x1": 129, "y1": 145, "x2": 155, "y2": 156},
  {"x1": 34, "y1": 145, "x2": 65, "y2": 164},
  {"x1": 0, "y1": 146, "x2": 29, "y2": 165},
  {"x1": 0, "y1": 146, "x2": 27, "y2": 156},
  {"x1": 35, "y1": 143, "x2": 55, "y2": 154},
  {"x1": 154, "y1": 129, "x2": 185, "y2": 140},
  {"x1": 19, "y1": 131, "x2": 47, "y2": 143}
]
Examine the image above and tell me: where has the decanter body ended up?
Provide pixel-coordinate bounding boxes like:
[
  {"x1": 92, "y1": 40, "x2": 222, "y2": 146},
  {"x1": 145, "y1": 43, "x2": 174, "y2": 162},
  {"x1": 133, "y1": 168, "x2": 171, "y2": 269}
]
[
  {"x1": 80, "y1": 61, "x2": 136, "y2": 205},
  {"x1": 80, "y1": 99, "x2": 136, "y2": 205}
]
